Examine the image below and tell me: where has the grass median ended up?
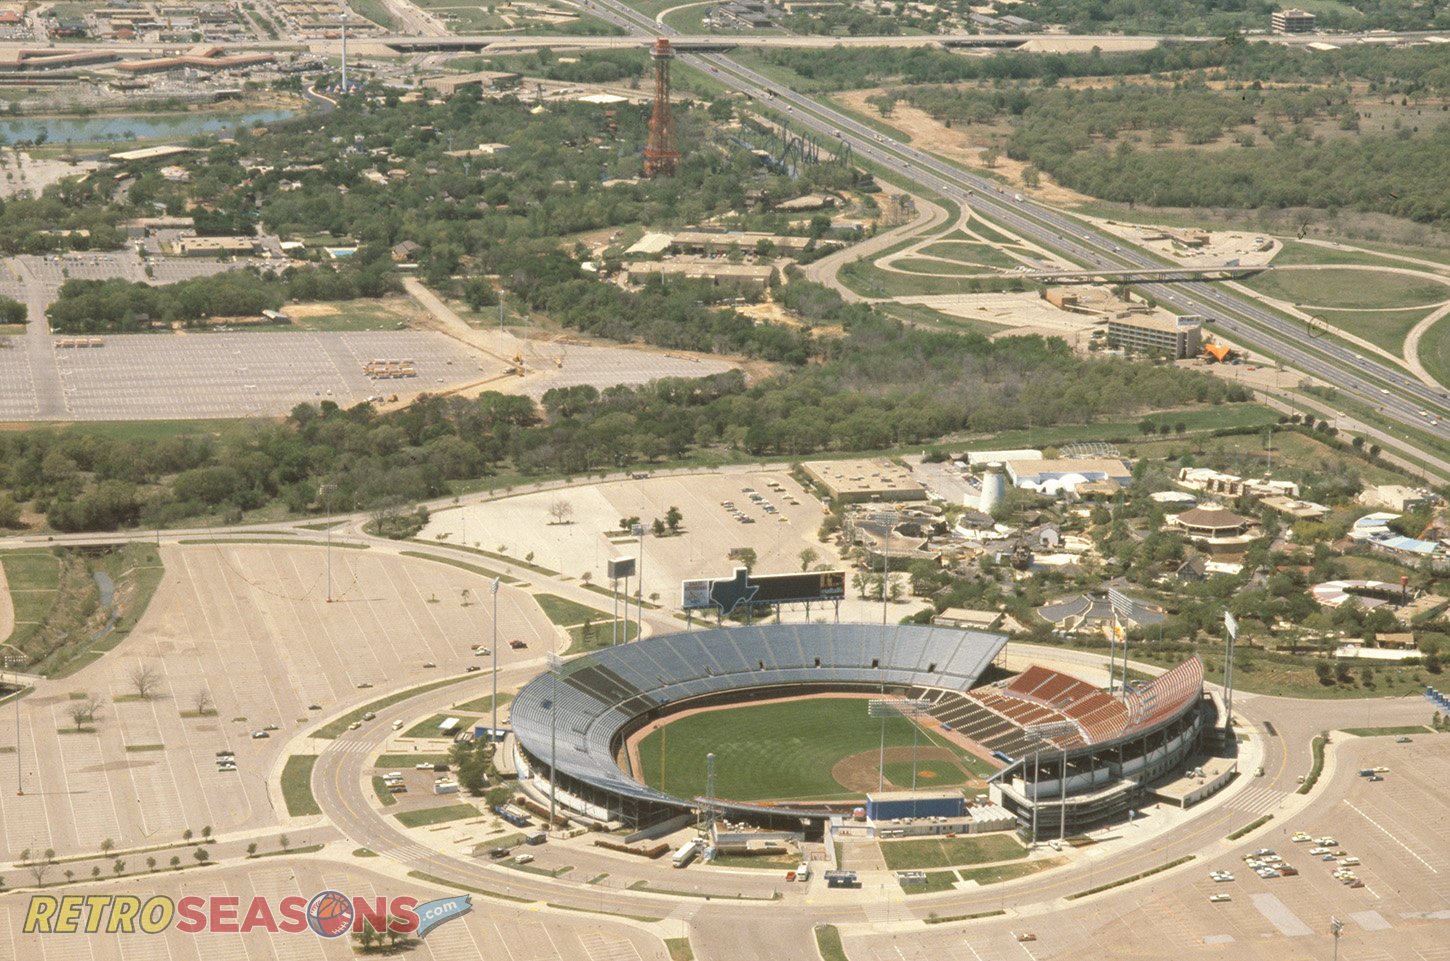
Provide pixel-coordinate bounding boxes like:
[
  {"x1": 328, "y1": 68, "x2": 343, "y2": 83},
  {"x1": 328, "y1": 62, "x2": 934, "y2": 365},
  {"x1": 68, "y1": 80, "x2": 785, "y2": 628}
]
[{"x1": 281, "y1": 755, "x2": 320, "y2": 817}]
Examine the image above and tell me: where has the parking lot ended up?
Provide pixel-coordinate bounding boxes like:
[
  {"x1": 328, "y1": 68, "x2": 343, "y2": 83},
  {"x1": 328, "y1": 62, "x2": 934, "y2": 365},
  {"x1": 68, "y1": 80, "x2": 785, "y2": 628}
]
[
  {"x1": 0, "y1": 857, "x2": 671, "y2": 961},
  {"x1": 422, "y1": 470, "x2": 855, "y2": 616},
  {"x1": 843, "y1": 735, "x2": 1450, "y2": 961},
  {"x1": 44, "y1": 330, "x2": 486, "y2": 419},
  {"x1": 0, "y1": 544, "x2": 555, "y2": 860}
]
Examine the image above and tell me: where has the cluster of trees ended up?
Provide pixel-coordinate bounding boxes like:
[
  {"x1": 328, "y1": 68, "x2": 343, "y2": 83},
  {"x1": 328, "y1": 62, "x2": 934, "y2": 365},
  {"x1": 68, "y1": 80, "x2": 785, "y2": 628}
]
[
  {"x1": 760, "y1": 41, "x2": 1450, "y2": 96},
  {"x1": 1005, "y1": 0, "x2": 1449, "y2": 34},
  {"x1": 45, "y1": 262, "x2": 400, "y2": 333},
  {"x1": 485, "y1": 48, "x2": 649, "y2": 84}
]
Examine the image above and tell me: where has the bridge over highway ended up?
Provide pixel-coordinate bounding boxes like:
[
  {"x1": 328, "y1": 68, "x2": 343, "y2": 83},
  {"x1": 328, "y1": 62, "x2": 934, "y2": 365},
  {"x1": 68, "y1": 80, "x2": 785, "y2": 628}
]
[{"x1": 1017, "y1": 265, "x2": 1270, "y2": 284}]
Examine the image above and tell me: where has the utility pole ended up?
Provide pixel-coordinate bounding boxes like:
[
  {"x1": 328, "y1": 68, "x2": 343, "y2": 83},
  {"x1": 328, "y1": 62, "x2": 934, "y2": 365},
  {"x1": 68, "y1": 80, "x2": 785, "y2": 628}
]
[
  {"x1": 319, "y1": 484, "x2": 335, "y2": 603},
  {"x1": 2, "y1": 645, "x2": 25, "y2": 796},
  {"x1": 546, "y1": 652, "x2": 560, "y2": 833},
  {"x1": 1331, "y1": 917, "x2": 1343, "y2": 961},
  {"x1": 1224, "y1": 610, "x2": 1238, "y2": 733}
]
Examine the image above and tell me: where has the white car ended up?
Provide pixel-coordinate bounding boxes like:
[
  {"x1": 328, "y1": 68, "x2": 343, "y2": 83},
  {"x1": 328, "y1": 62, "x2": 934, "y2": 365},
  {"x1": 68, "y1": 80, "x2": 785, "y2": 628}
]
[{"x1": 1209, "y1": 871, "x2": 1234, "y2": 883}]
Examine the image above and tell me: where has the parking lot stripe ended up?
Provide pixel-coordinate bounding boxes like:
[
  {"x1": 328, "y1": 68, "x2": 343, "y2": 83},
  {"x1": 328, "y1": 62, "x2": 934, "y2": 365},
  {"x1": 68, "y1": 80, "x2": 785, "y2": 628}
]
[{"x1": 1343, "y1": 800, "x2": 1438, "y2": 873}]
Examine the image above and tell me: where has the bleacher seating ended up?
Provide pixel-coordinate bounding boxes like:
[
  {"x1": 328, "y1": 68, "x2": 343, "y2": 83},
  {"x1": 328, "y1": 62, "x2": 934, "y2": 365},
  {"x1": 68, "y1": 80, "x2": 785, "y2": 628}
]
[{"x1": 510, "y1": 623, "x2": 1008, "y2": 807}]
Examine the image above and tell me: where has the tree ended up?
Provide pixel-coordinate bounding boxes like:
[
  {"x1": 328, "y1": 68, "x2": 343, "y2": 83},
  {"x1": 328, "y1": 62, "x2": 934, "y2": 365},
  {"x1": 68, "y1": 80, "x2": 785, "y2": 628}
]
[
  {"x1": 0, "y1": 295, "x2": 25, "y2": 325},
  {"x1": 547, "y1": 498, "x2": 573, "y2": 525},
  {"x1": 619, "y1": 515, "x2": 639, "y2": 532},
  {"x1": 353, "y1": 919, "x2": 382, "y2": 953},
  {"x1": 113, "y1": 859, "x2": 125, "y2": 876},
  {"x1": 246, "y1": 842, "x2": 258, "y2": 858},
  {"x1": 798, "y1": 547, "x2": 818, "y2": 571},
  {"x1": 128, "y1": 663, "x2": 161, "y2": 701},
  {"x1": 279, "y1": 834, "x2": 290, "y2": 851},
  {"x1": 193, "y1": 688, "x2": 213, "y2": 717},
  {"x1": 1315, "y1": 661, "x2": 1333, "y2": 685},
  {"x1": 169, "y1": 856, "x2": 180, "y2": 870},
  {"x1": 182, "y1": 829, "x2": 193, "y2": 843},
  {"x1": 734, "y1": 548, "x2": 758, "y2": 572},
  {"x1": 651, "y1": 518, "x2": 665, "y2": 537},
  {"x1": 145, "y1": 856, "x2": 156, "y2": 872},
  {"x1": 66, "y1": 695, "x2": 101, "y2": 732},
  {"x1": 193, "y1": 847, "x2": 209, "y2": 864},
  {"x1": 28, "y1": 850, "x2": 54, "y2": 886},
  {"x1": 100, "y1": 838, "x2": 114, "y2": 857},
  {"x1": 201, "y1": 826, "x2": 212, "y2": 843},
  {"x1": 665, "y1": 505, "x2": 683, "y2": 534}
]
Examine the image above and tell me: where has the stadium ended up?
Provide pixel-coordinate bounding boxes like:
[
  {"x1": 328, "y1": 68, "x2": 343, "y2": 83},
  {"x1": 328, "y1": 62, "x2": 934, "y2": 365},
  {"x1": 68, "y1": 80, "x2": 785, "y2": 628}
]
[{"x1": 508, "y1": 624, "x2": 1210, "y2": 835}]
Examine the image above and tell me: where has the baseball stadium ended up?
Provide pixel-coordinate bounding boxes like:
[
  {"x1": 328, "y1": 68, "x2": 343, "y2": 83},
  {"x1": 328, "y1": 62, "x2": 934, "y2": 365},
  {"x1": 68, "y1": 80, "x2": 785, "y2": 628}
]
[{"x1": 508, "y1": 624, "x2": 1210, "y2": 835}]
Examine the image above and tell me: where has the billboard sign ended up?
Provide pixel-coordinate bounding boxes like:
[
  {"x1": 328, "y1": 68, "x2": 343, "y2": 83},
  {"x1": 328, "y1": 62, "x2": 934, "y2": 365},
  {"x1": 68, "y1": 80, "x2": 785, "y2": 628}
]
[
  {"x1": 607, "y1": 557, "x2": 636, "y2": 580},
  {"x1": 681, "y1": 567, "x2": 846, "y2": 614}
]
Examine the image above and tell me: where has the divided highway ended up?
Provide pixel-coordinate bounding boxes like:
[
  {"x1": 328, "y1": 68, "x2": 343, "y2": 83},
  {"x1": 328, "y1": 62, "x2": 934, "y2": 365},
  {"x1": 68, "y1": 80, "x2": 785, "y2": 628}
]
[{"x1": 585, "y1": 0, "x2": 1450, "y2": 462}]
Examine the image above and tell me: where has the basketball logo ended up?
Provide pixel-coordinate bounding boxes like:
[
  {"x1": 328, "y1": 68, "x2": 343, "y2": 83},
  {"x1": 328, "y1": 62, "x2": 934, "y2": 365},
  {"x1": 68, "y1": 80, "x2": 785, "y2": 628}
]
[{"x1": 305, "y1": 890, "x2": 354, "y2": 938}]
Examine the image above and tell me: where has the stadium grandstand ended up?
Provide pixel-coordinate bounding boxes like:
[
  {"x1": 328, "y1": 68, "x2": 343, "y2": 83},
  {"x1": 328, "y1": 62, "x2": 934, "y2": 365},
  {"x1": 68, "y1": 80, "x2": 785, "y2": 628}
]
[
  {"x1": 929, "y1": 658, "x2": 1209, "y2": 831},
  {"x1": 508, "y1": 624, "x2": 1208, "y2": 834}
]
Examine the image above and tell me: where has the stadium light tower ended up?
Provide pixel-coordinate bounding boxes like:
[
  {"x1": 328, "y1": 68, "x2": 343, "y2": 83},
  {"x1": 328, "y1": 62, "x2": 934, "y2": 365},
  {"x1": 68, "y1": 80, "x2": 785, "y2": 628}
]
[
  {"x1": 1024, "y1": 720, "x2": 1076, "y2": 848},
  {"x1": 546, "y1": 650, "x2": 563, "y2": 832},
  {"x1": 632, "y1": 523, "x2": 645, "y2": 643},
  {"x1": 491, "y1": 576, "x2": 501, "y2": 742},
  {"x1": 868, "y1": 697, "x2": 930, "y2": 799},
  {"x1": 1331, "y1": 916, "x2": 1343, "y2": 961},
  {"x1": 2, "y1": 644, "x2": 24, "y2": 796}
]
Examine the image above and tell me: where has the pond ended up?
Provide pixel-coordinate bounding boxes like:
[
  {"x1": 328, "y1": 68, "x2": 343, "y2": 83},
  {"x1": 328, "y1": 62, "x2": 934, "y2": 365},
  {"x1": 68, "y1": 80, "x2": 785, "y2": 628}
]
[{"x1": 0, "y1": 108, "x2": 300, "y2": 145}]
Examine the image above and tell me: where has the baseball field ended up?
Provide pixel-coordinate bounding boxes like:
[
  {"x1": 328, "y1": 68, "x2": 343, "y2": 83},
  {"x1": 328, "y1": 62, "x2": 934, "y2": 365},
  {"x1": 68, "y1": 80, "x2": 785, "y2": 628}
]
[{"x1": 634, "y1": 696, "x2": 973, "y2": 802}]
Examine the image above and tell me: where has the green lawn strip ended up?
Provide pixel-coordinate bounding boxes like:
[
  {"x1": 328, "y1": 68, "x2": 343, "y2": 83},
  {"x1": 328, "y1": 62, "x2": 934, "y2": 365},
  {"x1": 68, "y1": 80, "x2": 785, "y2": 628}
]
[
  {"x1": 395, "y1": 804, "x2": 478, "y2": 828},
  {"x1": 1227, "y1": 814, "x2": 1273, "y2": 841},
  {"x1": 545, "y1": 902, "x2": 662, "y2": 923},
  {"x1": 311, "y1": 674, "x2": 479, "y2": 739},
  {"x1": 374, "y1": 753, "x2": 452, "y2": 768},
  {"x1": 581, "y1": 582, "x2": 660, "y2": 608},
  {"x1": 124, "y1": 744, "x2": 164, "y2": 752},
  {"x1": 1065, "y1": 855, "x2": 1195, "y2": 900},
  {"x1": 533, "y1": 593, "x2": 610, "y2": 626},
  {"x1": 879, "y1": 835, "x2": 1025, "y2": 871},
  {"x1": 508, "y1": 862, "x2": 573, "y2": 878},
  {"x1": 814, "y1": 924, "x2": 848, "y2": 961},
  {"x1": 402, "y1": 714, "x2": 479, "y2": 740},
  {"x1": 397, "y1": 549, "x2": 518, "y2": 583},
  {"x1": 406, "y1": 870, "x2": 533, "y2": 904},
  {"x1": 959, "y1": 858, "x2": 1064, "y2": 885},
  {"x1": 626, "y1": 881, "x2": 779, "y2": 901},
  {"x1": 707, "y1": 851, "x2": 800, "y2": 870},
  {"x1": 452, "y1": 692, "x2": 511, "y2": 714},
  {"x1": 177, "y1": 538, "x2": 367, "y2": 549},
  {"x1": 565, "y1": 619, "x2": 639, "y2": 653},
  {"x1": 353, "y1": 848, "x2": 378, "y2": 857},
  {"x1": 924, "y1": 908, "x2": 1007, "y2": 924},
  {"x1": 1340, "y1": 725, "x2": 1430, "y2": 737},
  {"x1": 665, "y1": 937, "x2": 695, "y2": 961},
  {"x1": 1299, "y1": 733, "x2": 1328, "y2": 795},
  {"x1": 899, "y1": 869, "x2": 959, "y2": 895},
  {"x1": 372, "y1": 776, "x2": 398, "y2": 807},
  {"x1": 1416, "y1": 312, "x2": 1450, "y2": 389},
  {"x1": 280, "y1": 755, "x2": 321, "y2": 817},
  {"x1": 248, "y1": 844, "x2": 325, "y2": 859},
  {"x1": 1241, "y1": 266, "x2": 1449, "y2": 312}
]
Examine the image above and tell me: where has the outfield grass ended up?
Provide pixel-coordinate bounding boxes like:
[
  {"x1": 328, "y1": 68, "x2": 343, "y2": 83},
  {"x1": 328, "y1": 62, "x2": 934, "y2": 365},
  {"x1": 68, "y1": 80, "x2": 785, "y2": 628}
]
[
  {"x1": 881, "y1": 759, "x2": 968, "y2": 787},
  {"x1": 395, "y1": 803, "x2": 478, "y2": 827},
  {"x1": 636, "y1": 697, "x2": 942, "y2": 802},
  {"x1": 879, "y1": 834, "x2": 1025, "y2": 871},
  {"x1": 281, "y1": 755, "x2": 320, "y2": 817},
  {"x1": 533, "y1": 593, "x2": 609, "y2": 626}
]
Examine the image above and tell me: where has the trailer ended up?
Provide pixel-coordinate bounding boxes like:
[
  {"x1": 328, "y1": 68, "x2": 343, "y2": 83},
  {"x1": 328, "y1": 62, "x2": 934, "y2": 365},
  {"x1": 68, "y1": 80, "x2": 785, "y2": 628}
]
[{"x1": 672, "y1": 838, "x2": 703, "y2": 868}]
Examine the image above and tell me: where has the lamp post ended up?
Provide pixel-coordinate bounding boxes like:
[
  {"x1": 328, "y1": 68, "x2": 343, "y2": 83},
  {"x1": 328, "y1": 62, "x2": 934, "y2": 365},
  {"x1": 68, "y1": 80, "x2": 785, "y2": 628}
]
[
  {"x1": 318, "y1": 484, "x2": 335, "y2": 603},
  {"x1": 546, "y1": 651, "x2": 562, "y2": 833},
  {"x1": 1330, "y1": 916, "x2": 1343, "y2": 961},
  {"x1": 490, "y1": 577, "x2": 500, "y2": 743},
  {"x1": 1, "y1": 643, "x2": 25, "y2": 796}
]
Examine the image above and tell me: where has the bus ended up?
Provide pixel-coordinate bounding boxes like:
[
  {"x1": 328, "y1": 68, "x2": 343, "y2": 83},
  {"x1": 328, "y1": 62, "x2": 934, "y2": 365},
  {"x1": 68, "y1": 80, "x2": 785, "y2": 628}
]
[{"x1": 672, "y1": 838, "x2": 703, "y2": 868}]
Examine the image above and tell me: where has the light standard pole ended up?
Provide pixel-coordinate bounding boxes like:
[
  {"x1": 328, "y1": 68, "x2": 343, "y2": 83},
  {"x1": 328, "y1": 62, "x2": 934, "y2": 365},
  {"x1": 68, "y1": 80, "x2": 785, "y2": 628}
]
[
  {"x1": 632, "y1": 523, "x2": 645, "y2": 642},
  {"x1": 546, "y1": 651, "x2": 562, "y2": 833},
  {"x1": 1331, "y1": 917, "x2": 1343, "y2": 961},
  {"x1": 1, "y1": 643, "x2": 26, "y2": 796},
  {"x1": 490, "y1": 577, "x2": 500, "y2": 742},
  {"x1": 867, "y1": 698, "x2": 928, "y2": 804},
  {"x1": 319, "y1": 483, "x2": 335, "y2": 603},
  {"x1": 1024, "y1": 721, "x2": 1076, "y2": 850}
]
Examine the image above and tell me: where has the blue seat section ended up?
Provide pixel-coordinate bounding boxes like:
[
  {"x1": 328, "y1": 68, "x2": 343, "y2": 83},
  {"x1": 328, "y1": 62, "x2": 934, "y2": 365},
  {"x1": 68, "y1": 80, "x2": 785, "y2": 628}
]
[{"x1": 509, "y1": 624, "x2": 1008, "y2": 807}]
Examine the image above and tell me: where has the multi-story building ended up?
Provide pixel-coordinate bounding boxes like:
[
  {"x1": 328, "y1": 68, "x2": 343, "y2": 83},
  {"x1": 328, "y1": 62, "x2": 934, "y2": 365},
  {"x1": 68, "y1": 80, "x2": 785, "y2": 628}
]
[
  {"x1": 1106, "y1": 312, "x2": 1203, "y2": 359},
  {"x1": 1271, "y1": 8, "x2": 1316, "y2": 33}
]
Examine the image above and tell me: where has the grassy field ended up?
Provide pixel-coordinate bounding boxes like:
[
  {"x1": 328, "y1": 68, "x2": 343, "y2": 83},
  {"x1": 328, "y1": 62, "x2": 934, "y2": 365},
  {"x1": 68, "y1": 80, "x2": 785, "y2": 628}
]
[
  {"x1": 1340, "y1": 725, "x2": 1429, "y2": 737},
  {"x1": 533, "y1": 593, "x2": 610, "y2": 626},
  {"x1": 1417, "y1": 314, "x2": 1450, "y2": 389},
  {"x1": 402, "y1": 713, "x2": 479, "y2": 740},
  {"x1": 636, "y1": 697, "x2": 944, "y2": 802},
  {"x1": 900, "y1": 869, "x2": 959, "y2": 895},
  {"x1": 375, "y1": 753, "x2": 451, "y2": 768},
  {"x1": 960, "y1": 857, "x2": 1064, "y2": 885},
  {"x1": 1244, "y1": 267, "x2": 1449, "y2": 312},
  {"x1": 452, "y1": 692, "x2": 510, "y2": 714},
  {"x1": 814, "y1": 925, "x2": 848, "y2": 961},
  {"x1": 2, "y1": 550, "x2": 61, "y2": 651},
  {"x1": 284, "y1": 299, "x2": 419, "y2": 333},
  {"x1": 372, "y1": 776, "x2": 398, "y2": 807},
  {"x1": 1314, "y1": 307, "x2": 1433, "y2": 354},
  {"x1": 878, "y1": 834, "x2": 1025, "y2": 871},
  {"x1": 566, "y1": 619, "x2": 639, "y2": 653},
  {"x1": 395, "y1": 803, "x2": 478, "y2": 828},
  {"x1": 875, "y1": 302, "x2": 1003, "y2": 337},
  {"x1": 281, "y1": 755, "x2": 320, "y2": 817}
]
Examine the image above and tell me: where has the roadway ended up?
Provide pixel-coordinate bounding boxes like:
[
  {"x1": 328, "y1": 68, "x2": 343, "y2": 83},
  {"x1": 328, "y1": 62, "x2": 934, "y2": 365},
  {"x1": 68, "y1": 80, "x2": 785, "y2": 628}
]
[{"x1": 559, "y1": 0, "x2": 1450, "y2": 473}]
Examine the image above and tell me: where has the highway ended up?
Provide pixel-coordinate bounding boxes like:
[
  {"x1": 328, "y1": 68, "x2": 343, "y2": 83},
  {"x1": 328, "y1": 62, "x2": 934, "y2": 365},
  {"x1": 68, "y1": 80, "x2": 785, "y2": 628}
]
[{"x1": 569, "y1": 0, "x2": 1450, "y2": 471}]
